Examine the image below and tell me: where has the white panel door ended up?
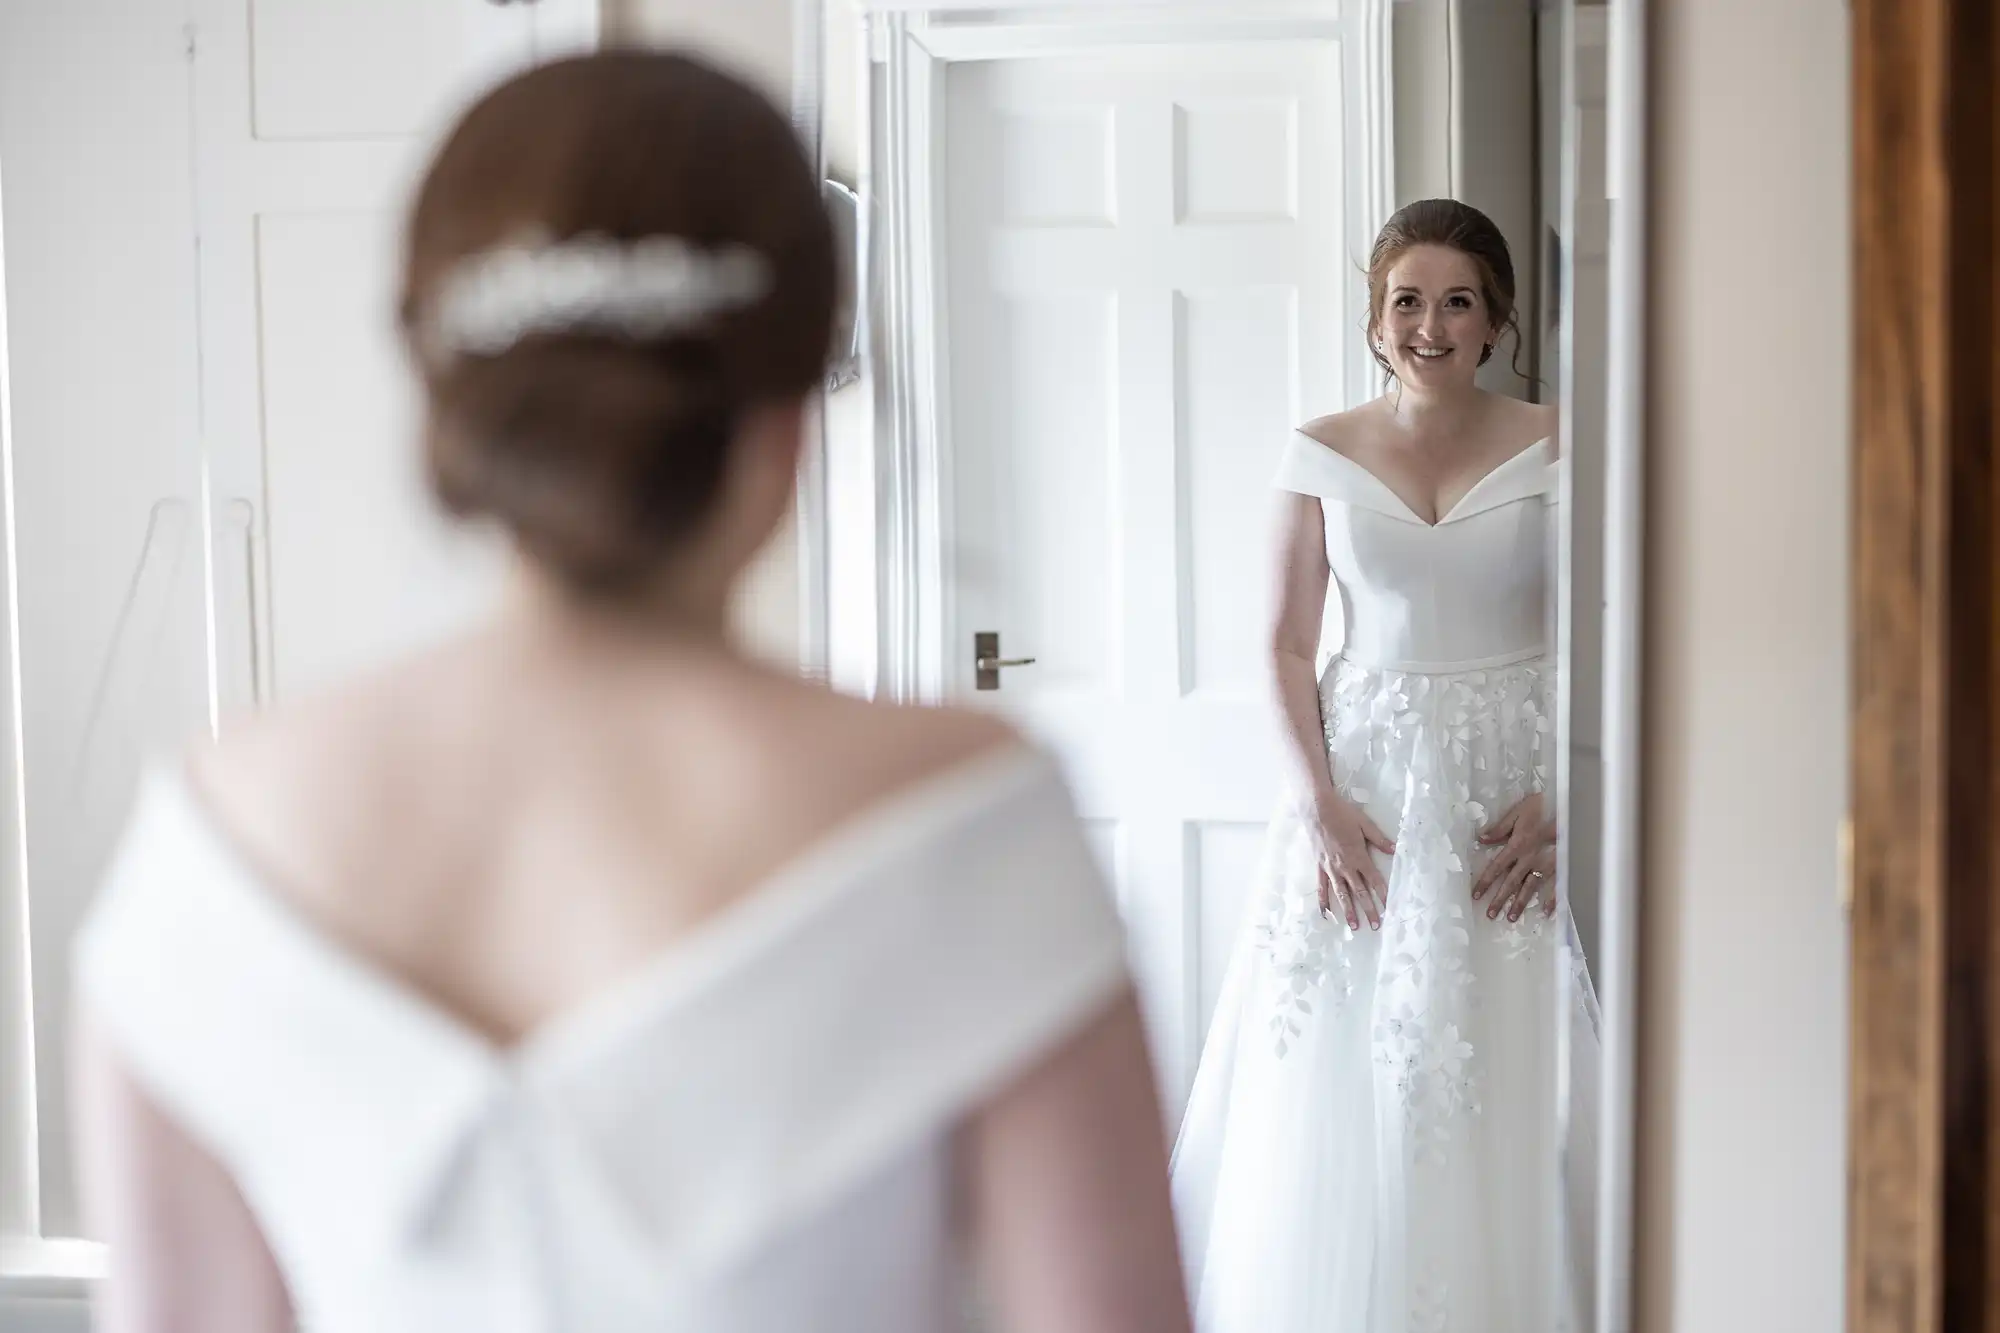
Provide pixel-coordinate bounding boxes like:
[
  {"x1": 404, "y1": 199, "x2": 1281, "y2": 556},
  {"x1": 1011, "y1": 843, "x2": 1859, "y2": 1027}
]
[
  {"x1": 942, "y1": 42, "x2": 1346, "y2": 1110},
  {"x1": 0, "y1": 0, "x2": 591, "y2": 1242},
  {"x1": 190, "y1": 0, "x2": 594, "y2": 708}
]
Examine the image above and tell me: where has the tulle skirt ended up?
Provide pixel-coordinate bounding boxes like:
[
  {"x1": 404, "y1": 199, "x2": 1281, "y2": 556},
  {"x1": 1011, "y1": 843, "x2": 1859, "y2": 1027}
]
[{"x1": 1170, "y1": 655, "x2": 1600, "y2": 1333}]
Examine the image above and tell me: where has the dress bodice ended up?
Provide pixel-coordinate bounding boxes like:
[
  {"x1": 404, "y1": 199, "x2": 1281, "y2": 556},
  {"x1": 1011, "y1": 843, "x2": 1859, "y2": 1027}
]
[
  {"x1": 1273, "y1": 430, "x2": 1558, "y2": 672},
  {"x1": 73, "y1": 750, "x2": 1128, "y2": 1333}
]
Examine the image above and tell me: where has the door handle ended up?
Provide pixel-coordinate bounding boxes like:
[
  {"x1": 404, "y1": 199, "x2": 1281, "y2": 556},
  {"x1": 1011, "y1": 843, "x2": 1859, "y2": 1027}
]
[{"x1": 974, "y1": 631, "x2": 1036, "y2": 691}]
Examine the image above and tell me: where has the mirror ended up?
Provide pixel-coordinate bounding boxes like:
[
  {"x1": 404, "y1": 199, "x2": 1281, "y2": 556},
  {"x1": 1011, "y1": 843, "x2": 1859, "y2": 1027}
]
[{"x1": 800, "y1": 1, "x2": 1643, "y2": 1329}]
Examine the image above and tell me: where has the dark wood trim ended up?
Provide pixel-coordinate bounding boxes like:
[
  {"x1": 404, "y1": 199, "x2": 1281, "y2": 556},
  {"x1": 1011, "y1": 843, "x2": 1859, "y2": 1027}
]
[{"x1": 1850, "y1": 0, "x2": 2000, "y2": 1329}]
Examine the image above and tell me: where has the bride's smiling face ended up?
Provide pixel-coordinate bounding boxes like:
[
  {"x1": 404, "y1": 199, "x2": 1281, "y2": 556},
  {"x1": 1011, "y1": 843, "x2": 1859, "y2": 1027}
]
[{"x1": 1373, "y1": 244, "x2": 1498, "y2": 390}]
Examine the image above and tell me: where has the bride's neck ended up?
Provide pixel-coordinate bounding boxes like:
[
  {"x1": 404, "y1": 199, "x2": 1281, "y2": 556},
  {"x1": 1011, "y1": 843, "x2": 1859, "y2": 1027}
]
[
  {"x1": 1386, "y1": 381, "x2": 1487, "y2": 437},
  {"x1": 499, "y1": 561, "x2": 740, "y2": 669}
]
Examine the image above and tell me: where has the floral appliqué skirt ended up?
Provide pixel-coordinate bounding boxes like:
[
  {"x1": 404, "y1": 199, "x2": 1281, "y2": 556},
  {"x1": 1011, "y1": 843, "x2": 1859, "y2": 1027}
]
[{"x1": 1170, "y1": 655, "x2": 1602, "y2": 1333}]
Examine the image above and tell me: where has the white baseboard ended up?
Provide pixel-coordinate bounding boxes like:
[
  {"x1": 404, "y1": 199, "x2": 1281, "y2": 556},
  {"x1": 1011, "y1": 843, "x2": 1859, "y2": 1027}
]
[{"x1": 0, "y1": 1236, "x2": 103, "y2": 1303}]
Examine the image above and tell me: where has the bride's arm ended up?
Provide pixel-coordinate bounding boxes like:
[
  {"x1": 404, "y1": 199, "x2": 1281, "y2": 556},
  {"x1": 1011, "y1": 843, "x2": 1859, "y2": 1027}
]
[
  {"x1": 72, "y1": 1008, "x2": 295, "y2": 1333},
  {"x1": 958, "y1": 990, "x2": 1193, "y2": 1333},
  {"x1": 1272, "y1": 492, "x2": 1337, "y2": 803}
]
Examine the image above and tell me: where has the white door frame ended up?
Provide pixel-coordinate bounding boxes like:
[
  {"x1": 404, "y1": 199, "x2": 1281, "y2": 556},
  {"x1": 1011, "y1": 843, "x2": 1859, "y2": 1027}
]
[{"x1": 802, "y1": 0, "x2": 1393, "y2": 704}]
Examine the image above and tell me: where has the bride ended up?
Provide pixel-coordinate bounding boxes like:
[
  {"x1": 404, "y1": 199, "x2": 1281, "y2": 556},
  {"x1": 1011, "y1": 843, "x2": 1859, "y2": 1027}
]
[{"x1": 1170, "y1": 198, "x2": 1600, "y2": 1332}]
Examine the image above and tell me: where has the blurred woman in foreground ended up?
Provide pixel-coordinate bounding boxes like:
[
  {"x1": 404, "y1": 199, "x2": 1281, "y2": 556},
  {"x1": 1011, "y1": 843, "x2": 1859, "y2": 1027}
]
[{"x1": 70, "y1": 51, "x2": 1189, "y2": 1333}]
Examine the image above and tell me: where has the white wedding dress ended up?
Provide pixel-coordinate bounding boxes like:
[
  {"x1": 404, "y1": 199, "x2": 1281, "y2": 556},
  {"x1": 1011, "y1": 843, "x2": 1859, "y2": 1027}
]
[
  {"x1": 74, "y1": 748, "x2": 1129, "y2": 1333},
  {"x1": 1170, "y1": 431, "x2": 1601, "y2": 1333}
]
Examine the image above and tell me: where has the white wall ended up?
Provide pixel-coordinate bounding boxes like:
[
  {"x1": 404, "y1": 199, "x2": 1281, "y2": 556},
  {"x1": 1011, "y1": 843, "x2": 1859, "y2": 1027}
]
[
  {"x1": 1639, "y1": 0, "x2": 1850, "y2": 1329},
  {"x1": 1393, "y1": 0, "x2": 1452, "y2": 203}
]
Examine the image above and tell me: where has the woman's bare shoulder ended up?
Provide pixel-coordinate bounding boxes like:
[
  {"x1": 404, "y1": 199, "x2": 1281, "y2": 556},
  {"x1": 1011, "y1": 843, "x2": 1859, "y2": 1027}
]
[
  {"x1": 180, "y1": 643, "x2": 488, "y2": 888},
  {"x1": 187, "y1": 641, "x2": 1036, "y2": 904},
  {"x1": 1295, "y1": 402, "x2": 1384, "y2": 454},
  {"x1": 753, "y1": 675, "x2": 1031, "y2": 809},
  {"x1": 188, "y1": 631, "x2": 492, "y2": 785}
]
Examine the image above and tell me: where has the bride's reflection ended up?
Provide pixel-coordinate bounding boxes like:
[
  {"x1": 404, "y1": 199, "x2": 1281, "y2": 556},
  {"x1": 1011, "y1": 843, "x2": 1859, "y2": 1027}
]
[{"x1": 1169, "y1": 200, "x2": 1601, "y2": 1331}]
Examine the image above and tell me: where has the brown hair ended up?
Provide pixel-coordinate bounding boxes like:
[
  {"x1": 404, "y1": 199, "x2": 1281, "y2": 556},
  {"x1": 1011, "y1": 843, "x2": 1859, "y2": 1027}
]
[
  {"x1": 1364, "y1": 198, "x2": 1524, "y2": 381},
  {"x1": 398, "y1": 52, "x2": 837, "y2": 594}
]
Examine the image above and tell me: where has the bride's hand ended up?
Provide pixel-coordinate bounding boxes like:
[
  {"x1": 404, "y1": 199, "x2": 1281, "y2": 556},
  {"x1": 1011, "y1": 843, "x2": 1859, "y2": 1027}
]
[
  {"x1": 1474, "y1": 793, "x2": 1558, "y2": 923},
  {"x1": 1311, "y1": 792, "x2": 1396, "y2": 932}
]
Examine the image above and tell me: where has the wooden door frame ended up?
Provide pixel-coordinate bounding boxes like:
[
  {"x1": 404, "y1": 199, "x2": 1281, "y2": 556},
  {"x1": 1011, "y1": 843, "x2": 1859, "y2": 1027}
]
[{"x1": 1849, "y1": 0, "x2": 2000, "y2": 1329}]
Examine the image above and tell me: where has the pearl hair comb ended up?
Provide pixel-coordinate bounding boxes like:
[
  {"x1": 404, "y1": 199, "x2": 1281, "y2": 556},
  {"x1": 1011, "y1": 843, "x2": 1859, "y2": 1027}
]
[{"x1": 426, "y1": 232, "x2": 773, "y2": 358}]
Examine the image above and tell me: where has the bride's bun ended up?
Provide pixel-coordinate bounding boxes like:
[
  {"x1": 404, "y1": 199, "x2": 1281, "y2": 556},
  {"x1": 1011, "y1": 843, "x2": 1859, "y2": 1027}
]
[{"x1": 398, "y1": 53, "x2": 836, "y2": 594}]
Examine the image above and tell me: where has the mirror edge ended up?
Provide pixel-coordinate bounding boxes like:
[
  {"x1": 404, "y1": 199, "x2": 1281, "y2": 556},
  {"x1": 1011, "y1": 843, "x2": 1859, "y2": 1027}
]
[{"x1": 1593, "y1": 1, "x2": 1646, "y2": 1330}]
